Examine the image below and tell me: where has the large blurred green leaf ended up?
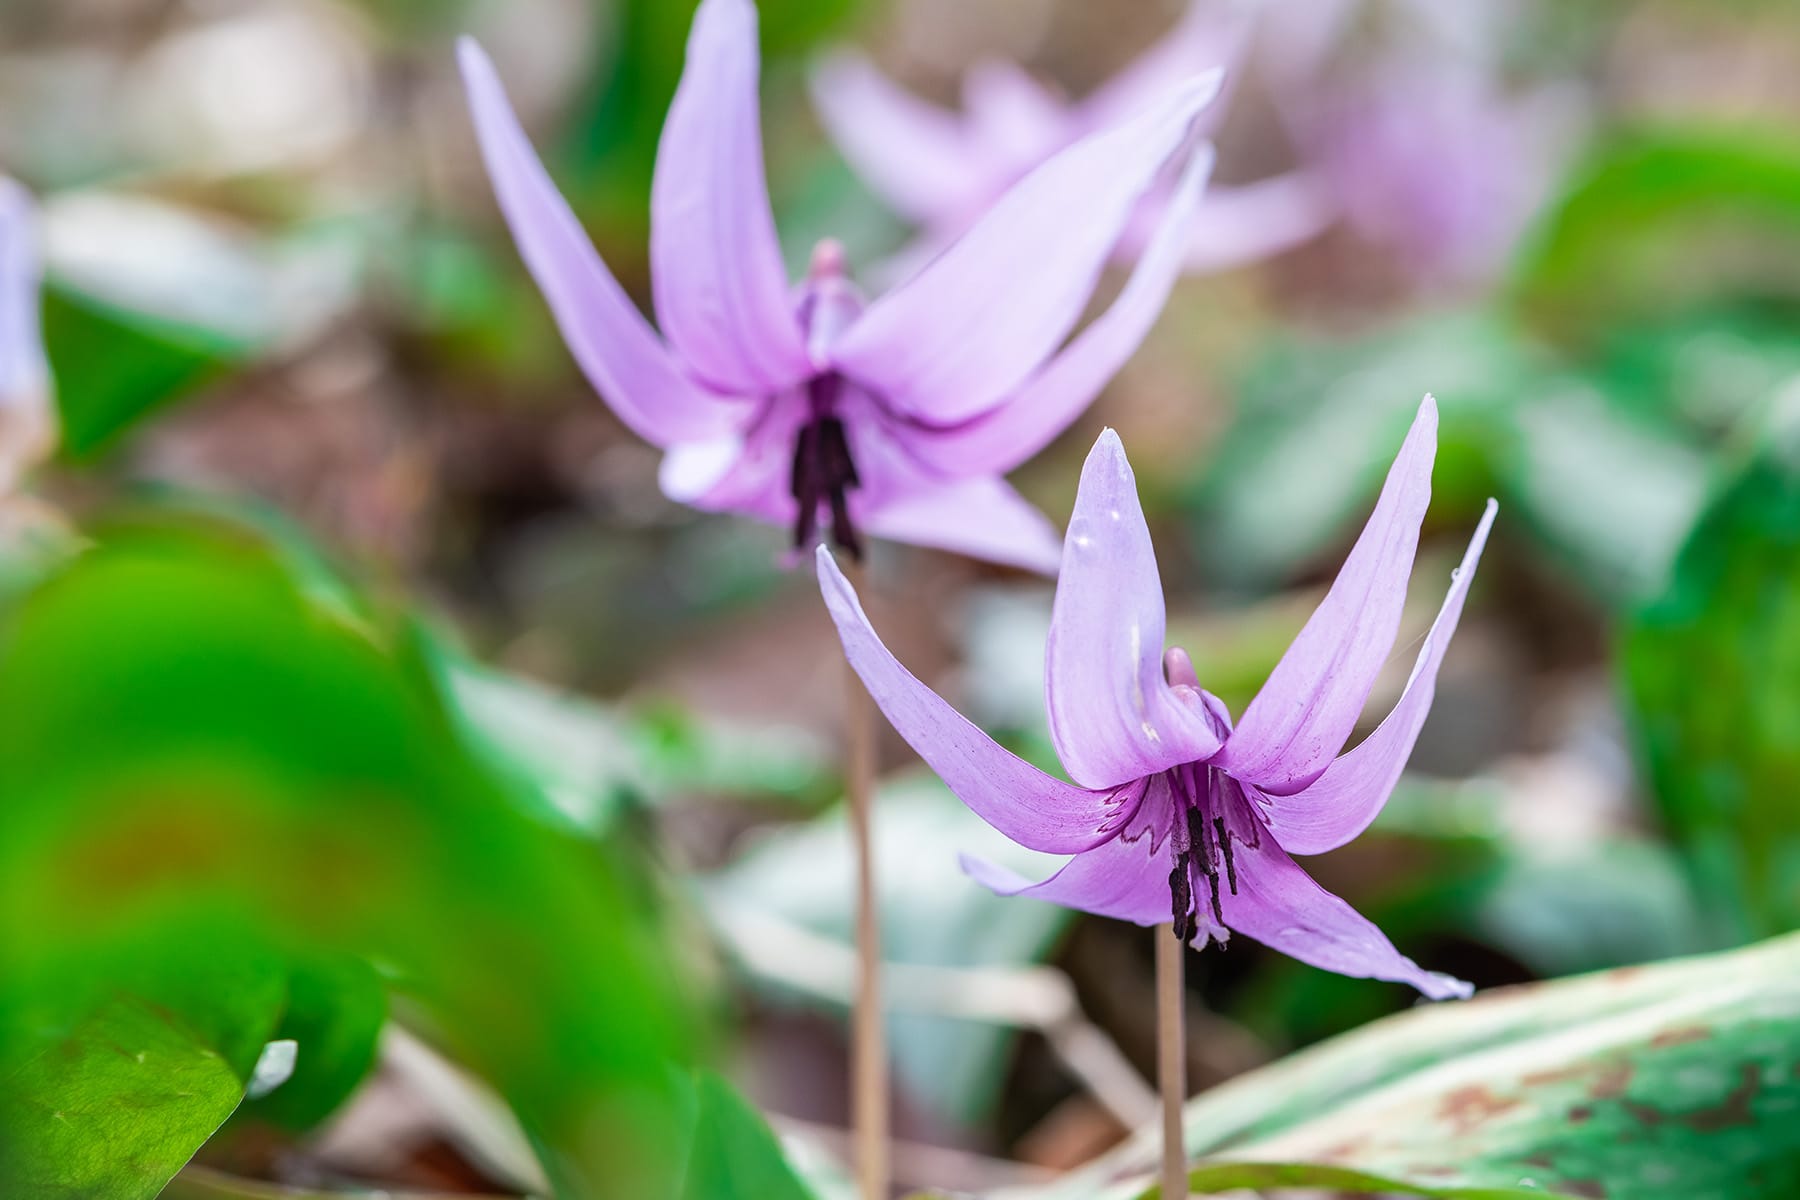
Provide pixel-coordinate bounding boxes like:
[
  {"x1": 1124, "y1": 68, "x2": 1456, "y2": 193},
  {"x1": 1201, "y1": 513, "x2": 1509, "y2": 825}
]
[
  {"x1": 1183, "y1": 314, "x2": 1522, "y2": 590},
  {"x1": 0, "y1": 512, "x2": 702, "y2": 1197},
  {"x1": 1495, "y1": 380, "x2": 1712, "y2": 602},
  {"x1": 1517, "y1": 126, "x2": 1800, "y2": 340},
  {"x1": 1188, "y1": 313, "x2": 1717, "y2": 606},
  {"x1": 1622, "y1": 439, "x2": 1800, "y2": 941},
  {"x1": 1002, "y1": 931, "x2": 1800, "y2": 1200}
]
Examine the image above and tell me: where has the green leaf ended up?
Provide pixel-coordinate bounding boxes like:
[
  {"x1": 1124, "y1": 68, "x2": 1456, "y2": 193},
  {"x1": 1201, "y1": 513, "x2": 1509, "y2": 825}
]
[
  {"x1": 0, "y1": 935, "x2": 288, "y2": 1200},
  {"x1": 1022, "y1": 931, "x2": 1800, "y2": 1200},
  {"x1": 1189, "y1": 312, "x2": 1719, "y2": 606},
  {"x1": 43, "y1": 284, "x2": 233, "y2": 460},
  {"x1": 1622, "y1": 442, "x2": 1800, "y2": 939},
  {"x1": 1494, "y1": 383, "x2": 1712, "y2": 604},
  {"x1": 1516, "y1": 126, "x2": 1800, "y2": 340},
  {"x1": 0, "y1": 511, "x2": 703, "y2": 1198},
  {"x1": 1182, "y1": 313, "x2": 1526, "y2": 589},
  {"x1": 437, "y1": 649, "x2": 831, "y2": 838},
  {"x1": 680, "y1": 1072, "x2": 817, "y2": 1200}
]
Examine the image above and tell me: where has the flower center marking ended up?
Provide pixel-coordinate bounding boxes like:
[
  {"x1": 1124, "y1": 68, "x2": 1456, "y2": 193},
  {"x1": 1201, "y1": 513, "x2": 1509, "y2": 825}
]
[
  {"x1": 1167, "y1": 763, "x2": 1244, "y2": 943},
  {"x1": 791, "y1": 239, "x2": 864, "y2": 559},
  {"x1": 792, "y1": 372, "x2": 862, "y2": 557}
]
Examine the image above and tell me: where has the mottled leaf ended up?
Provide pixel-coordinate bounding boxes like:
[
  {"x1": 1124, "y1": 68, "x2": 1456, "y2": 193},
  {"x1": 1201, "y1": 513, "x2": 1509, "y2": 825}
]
[{"x1": 1009, "y1": 932, "x2": 1800, "y2": 1200}]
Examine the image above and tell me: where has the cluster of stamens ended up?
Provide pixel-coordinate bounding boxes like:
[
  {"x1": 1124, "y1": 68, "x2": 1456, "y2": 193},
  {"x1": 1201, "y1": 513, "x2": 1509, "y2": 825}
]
[
  {"x1": 790, "y1": 373, "x2": 862, "y2": 559},
  {"x1": 1167, "y1": 765, "x2": 1241, "y2": 944}
]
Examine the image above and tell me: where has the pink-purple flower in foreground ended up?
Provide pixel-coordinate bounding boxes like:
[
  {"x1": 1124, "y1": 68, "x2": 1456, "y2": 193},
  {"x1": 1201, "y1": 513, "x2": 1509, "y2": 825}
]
[
  {"x1": 459, "y1": 0, "x2": 1223, "y2": 574},
  {"x1": 0, "y1": 178, "x2": 54, "y2": 492},
  {"x1": 819, "y1": 397, "x2": 1495, "y2": 997},
  {"x1": 812, "y1": 0, "x2": 1330, "y2": 280}
]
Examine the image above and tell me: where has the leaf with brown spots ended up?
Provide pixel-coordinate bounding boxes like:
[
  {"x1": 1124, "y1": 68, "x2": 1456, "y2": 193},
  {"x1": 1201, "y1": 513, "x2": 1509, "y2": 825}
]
[{"x1": 1001, "y1": 931, "x2": 1800, "y2": 1200}]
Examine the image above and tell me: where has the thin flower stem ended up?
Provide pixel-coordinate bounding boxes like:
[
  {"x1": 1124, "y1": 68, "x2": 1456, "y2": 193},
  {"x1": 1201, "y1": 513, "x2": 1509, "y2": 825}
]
[
  {"x1": 842, "y1": 558, "x2": 888, "y2": 1200},
  {"x1": 1155, "y1": 923, "x2": 1188, "y2": 1200}
]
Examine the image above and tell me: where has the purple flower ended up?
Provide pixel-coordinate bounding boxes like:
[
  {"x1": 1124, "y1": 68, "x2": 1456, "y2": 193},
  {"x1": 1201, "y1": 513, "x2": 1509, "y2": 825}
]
[
  {"x1": 1266, "y1": 0, "x2": 1582, "y2": 290},
  {"x1": 1304, "y1": 65, "x2": 1577, "y2": 290},
  {"x1": 811, "y1": 1, "x2": 1331, "y2": 281},
  {"x1": 818, "y1": 398, "x2": 1495, "y2": 997},
  {"x1": 458, "y1": 0, "x2": 1223, "y2": 574},
  {"x1": 0, "y1": 178, "x2": 55, "y2": 491}
]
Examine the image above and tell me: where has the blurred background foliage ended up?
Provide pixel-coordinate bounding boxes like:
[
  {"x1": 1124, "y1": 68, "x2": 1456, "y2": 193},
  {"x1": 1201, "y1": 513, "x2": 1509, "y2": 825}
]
[{"x1": 0, "y1": 0, "x2": 1798, "y2": 1195}]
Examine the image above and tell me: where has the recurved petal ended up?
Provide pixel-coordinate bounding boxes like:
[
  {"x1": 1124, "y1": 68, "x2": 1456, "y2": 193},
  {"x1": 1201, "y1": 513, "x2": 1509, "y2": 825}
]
[
  {"x1": 861, "y1": 476, "x2": 1062, "y2": 576},
  {"x1": 1045, "y1": 431, "x2": 1223, "y2": 790},
  {"x1": 960, "y1": 771, "x2": 1172, "y2": 924},
  {"x1": 897, "y1": 144, "x2": 1215, "y2": 478},
  {"x1": 651, "y1": 0, "x2": 813, "y2": 393},
  {"x1": 809, "y1": 52, "x2": 987, "y2": 225},
  {"x1": 958, "y1": 838, "x2": 1166, "y2": 929},
  {"x1": 829, "y1": 70, "x2": 1222, "y2": 425},
  {"x1": 656, "y1": 414, "x2": 796, "y2": 526},
  {"x1": 1261, "y1": 500, "x2": 1497, "y2": 855},
  {"x1": 458, "y1": 40, "x2": 746, "y2": 447},
  {"x1": 1217, "y1": 396, "x2": 1438, "y2": 795},
  {"x1": 1221, "y1": 793, "x2": 1470, "y2": 1000},
  {"x1": 818, "y1": 547, "x2": 1133, "y2": 854}
]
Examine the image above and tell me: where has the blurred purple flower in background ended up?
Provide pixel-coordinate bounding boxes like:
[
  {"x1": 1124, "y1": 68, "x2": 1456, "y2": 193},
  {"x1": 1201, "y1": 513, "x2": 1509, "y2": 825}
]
[
  {"x1": 1308, "y1": 67, "x2": 1575, "y2": 290},
  {"x1": 819, "y1": 398, "x2": 1495, "y2": 997},
  {"x1": 1267, "y1": 0, "x2": 1583, "y2": 291},
  {"x1": 460, "y1": 0, "x2": 1223, "y2": 574},
  {"x1": 812, "y1": 0, "x2": 1331, "y2": 280},
  {"x1": 0, "y1": 178, "x2": 55, "y2": 493}
]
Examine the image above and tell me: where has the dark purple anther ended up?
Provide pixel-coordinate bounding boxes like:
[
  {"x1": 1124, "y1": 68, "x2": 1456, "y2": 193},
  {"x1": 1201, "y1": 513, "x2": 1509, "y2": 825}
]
[{"x1": 791, "y1": 402, "x2": 862, "y2": 558}]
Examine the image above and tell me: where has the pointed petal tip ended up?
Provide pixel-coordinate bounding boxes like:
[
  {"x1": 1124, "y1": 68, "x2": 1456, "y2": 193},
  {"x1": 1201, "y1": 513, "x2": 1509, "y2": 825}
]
[
  {"x1": 957, "y1": 850, "x2": 1013, "y2": 893},
  {"x1": 692, "y1": 0, "x2": 756, "y2": 41},
  {"x1": 1464, "y1": 498, "x2": 1499, "y2": 558},
  {"x1": 1422, "y1": 973, "x2": 1475, "y2": 1002},
  {"x1": 1414, "y1": 393, "x2": 1440, "y2": 434},
  {"x1": 0, "y1": 175, "x2": 31, "y2": 220},
  {"x1": 1178, "y1": 66, "x2": 1229, "y2": 116},
  {"x1": 454, "y1": 34, "x2": 492, "y2": 84},
  {"x1": 814, "y1": 543, "x2": 854, "y2": 598},
  {"x1": 1220, "y1": 382, "x2": 1442, "y2": 794},
  {"x1": 1084, "y1": 426, "x2": 1134, "y2": 480},
  {"x1": 1048, "y1": 420, "x2": 1224, "y2": 786}
]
